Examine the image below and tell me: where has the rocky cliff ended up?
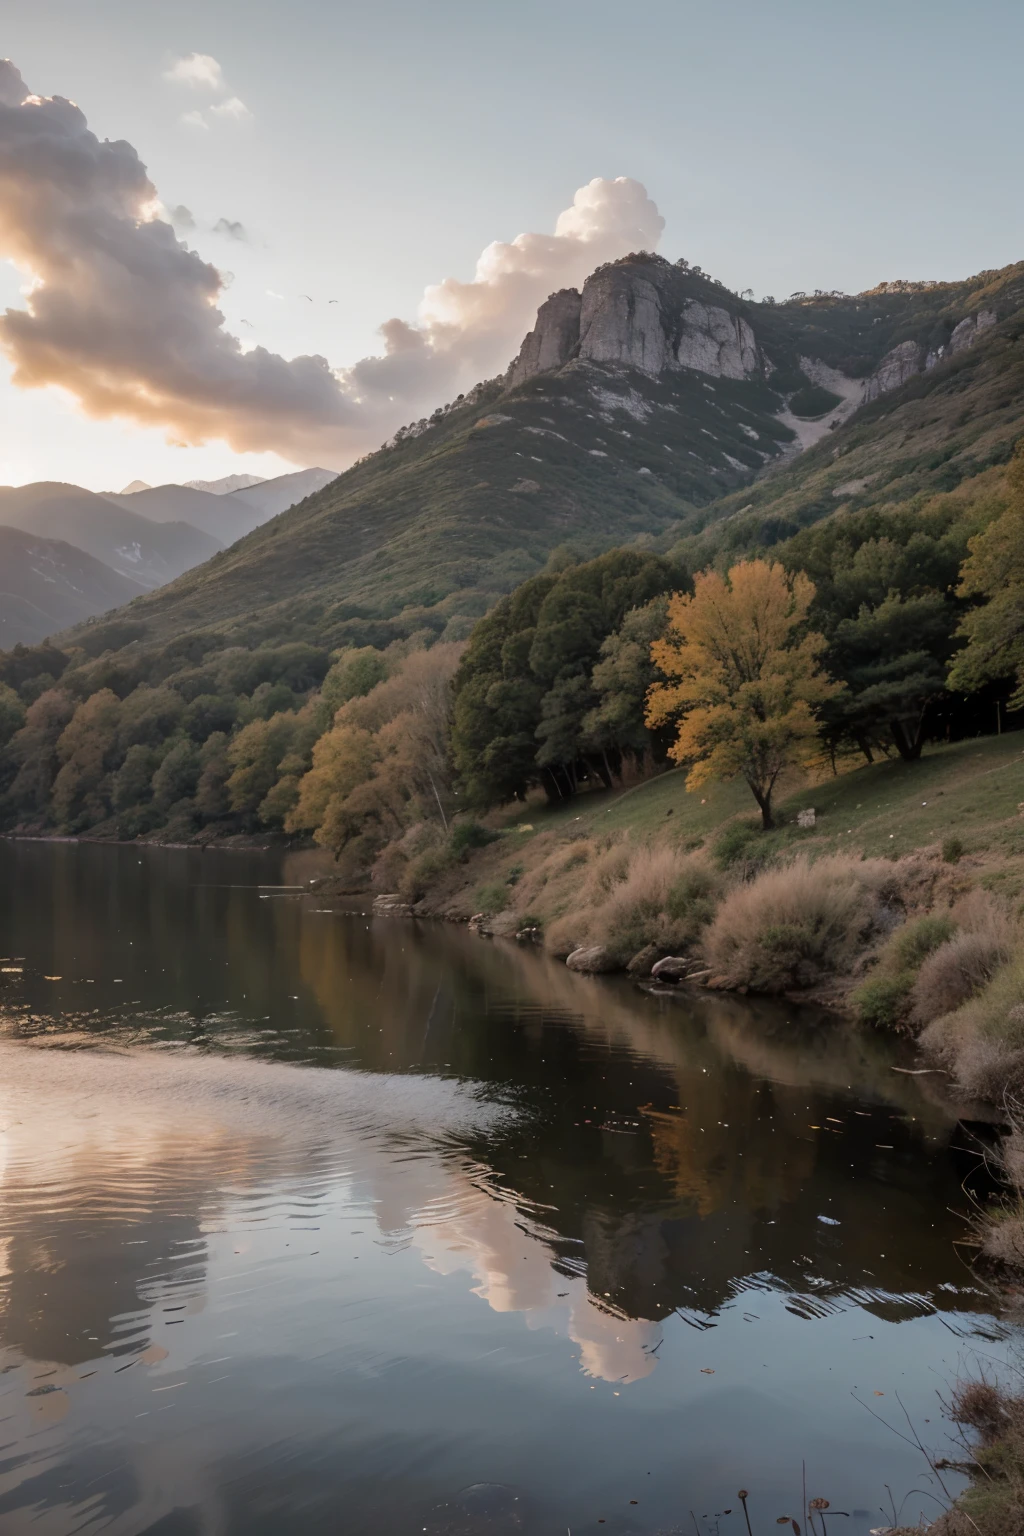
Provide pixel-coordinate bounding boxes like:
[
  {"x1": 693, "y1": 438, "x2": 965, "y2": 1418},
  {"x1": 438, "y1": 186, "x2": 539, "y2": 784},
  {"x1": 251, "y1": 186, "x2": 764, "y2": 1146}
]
[
  {"x1": 510, "y1": 258, "x2": 764, "y2": 387},
  {"x1": 509, "y1": 255, "x2": 1010, "y2": 425}
]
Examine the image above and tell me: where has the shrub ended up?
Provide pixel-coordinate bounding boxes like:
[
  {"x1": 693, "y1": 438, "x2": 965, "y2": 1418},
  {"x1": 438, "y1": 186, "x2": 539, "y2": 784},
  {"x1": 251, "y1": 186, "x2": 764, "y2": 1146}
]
[
  {"x1": 921, "y1": 949, "x2": 1024, "y2": 1101},
  {"x1": 448, "y1": 820, "x2": 499, "y2": 859},
  {"x1": 475, "y1": 881, "x2": 510, "y2": 916},
  {"x1": 399, "y1": 847, "x2": 452, "y2": 902},
  {"x1": 853, "y1": 972, "x2": 914, "y2": 1029},
  {"x1": 852, "y1": 913, "x2": 957, "y2": 1030},
  {"x1": 911, "y1": 928, "x2": 1014, "y2": 1027},
  {"x1": 703, "y1": 855, "x2": 887, "y2": 992},
  {"x1": 712, "y1": 820, "x2": 761, "y2": 870},
  {"x1": 544, "y1": 843, "x2": 721, "y2": 963},
  {"x1": 888, "y1": 913, "x2": 957, "y2": 971},
  {"x1": 942, "y1": 834, "x2": 966, "y2": 864}
]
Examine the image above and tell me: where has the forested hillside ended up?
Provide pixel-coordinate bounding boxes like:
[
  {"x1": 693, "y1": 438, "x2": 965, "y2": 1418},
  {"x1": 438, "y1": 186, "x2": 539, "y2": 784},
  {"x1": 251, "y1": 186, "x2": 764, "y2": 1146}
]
[{"x1": 4, "y1": 254, "x2": 1024, "y2": 855}]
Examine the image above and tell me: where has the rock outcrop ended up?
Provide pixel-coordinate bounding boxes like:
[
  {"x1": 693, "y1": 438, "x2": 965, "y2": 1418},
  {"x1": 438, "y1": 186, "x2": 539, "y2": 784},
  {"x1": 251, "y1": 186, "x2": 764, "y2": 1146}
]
[
  {"x1": 577, "y1": 265, "x2": 672, "y2": 374},
  {"x1": 676, "y1": 301, "x2": 759, "y2": 379},
  {"x1": 507, "y1": 259, "x2": 763, "y2": 387},
  {"x1": 863, "y1": 339, "x2": 923, "y2": 402},
  {"x1": 950, "y1": 308, "x2": 997, "y2": 353},
  {"x1": 507, "y1": 289, "x2": 582, "y2": 387}
]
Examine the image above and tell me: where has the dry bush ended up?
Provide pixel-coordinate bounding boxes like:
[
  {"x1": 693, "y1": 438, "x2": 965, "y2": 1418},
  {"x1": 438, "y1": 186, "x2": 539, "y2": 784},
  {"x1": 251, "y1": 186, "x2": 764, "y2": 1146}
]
[
  {"x1": 588, "y1": 846, "x2": 721, "y2": 964},
  {"x1": 911, "y1": 928, "x2": 1014, "y2": 1027},
  {"x1": 544, "y1": 841, "x2": 721, "y2": 964},
  {"x1": 936, "y1": 1382, "x2": 1024, "y2": 1536},
  {"x1": 703, "y1": 855, "x2": 892, "y2": 993},
  {"x1": 921, "y1": 950, "x2": 1024, "y2": 1101}
]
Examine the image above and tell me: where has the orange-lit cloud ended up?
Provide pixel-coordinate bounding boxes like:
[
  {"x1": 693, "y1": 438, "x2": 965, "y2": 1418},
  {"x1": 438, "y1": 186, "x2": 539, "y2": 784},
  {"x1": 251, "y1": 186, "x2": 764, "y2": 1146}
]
[{"x1": 0, "y1": 58, "x2": 663, "y2": 466}]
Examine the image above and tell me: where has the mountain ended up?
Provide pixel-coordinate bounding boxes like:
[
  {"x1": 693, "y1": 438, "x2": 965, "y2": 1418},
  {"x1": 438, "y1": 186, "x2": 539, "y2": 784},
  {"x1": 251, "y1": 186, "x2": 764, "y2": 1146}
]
[
  {"x1": 55, "y1": 254, "x2": 1024, "y2": 658},
  {"x1": 0, "y1": 483, "x2": 222, "y2": 591},
  {"x1": 184, "y1": 473, "x2": 266, "y2": 495},
  {"x1": 0, "y1": 525, "x2": 140, "y2": 646},
  {"x1": 119, "y1": 479, "x2": 151, "y2": 494},
  {"x1": 222, "y1": 466, "x2": 338, "y2": 518},
  {"x1": 109, "y1": 469, "x2": 338, "y2": 543},
  {"x1": 103, "y1": 484, "x2": 261, "y2": 545}
]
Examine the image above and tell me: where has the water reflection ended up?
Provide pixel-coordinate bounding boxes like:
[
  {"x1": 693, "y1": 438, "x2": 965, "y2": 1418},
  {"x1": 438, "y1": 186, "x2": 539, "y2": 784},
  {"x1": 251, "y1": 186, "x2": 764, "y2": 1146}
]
[{"x1": 0, "y1": 840, "x2": 1012, "y2": 1535}]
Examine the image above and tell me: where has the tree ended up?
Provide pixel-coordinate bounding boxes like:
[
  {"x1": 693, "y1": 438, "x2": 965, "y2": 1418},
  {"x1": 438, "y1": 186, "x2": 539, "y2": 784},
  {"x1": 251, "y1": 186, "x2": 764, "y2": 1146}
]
[
  {"x1": 948, "y1": 446, "x2": 1024, "y2": 707},
  {"x1": 51, "y1": 689, "x2": 122, "y2": 829},
  {"x1": 829, "y1": 592, "x2": 952, "y2": 760},
  {"x1": 4, "y1": 688, "x2": 75, "y2": 816},
  {"x1": 646, "y1": 560, "x2": 840, "y2": 829},
  {"x1": 450, "y1": 551, "x2": 681, "y2": 805}
]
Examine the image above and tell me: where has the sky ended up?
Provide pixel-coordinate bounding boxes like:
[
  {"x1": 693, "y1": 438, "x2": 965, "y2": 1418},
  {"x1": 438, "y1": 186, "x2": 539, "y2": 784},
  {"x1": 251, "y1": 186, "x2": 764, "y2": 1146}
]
[{"x1": 1, "y1": 0, "x2": 1023, "y2": 492}]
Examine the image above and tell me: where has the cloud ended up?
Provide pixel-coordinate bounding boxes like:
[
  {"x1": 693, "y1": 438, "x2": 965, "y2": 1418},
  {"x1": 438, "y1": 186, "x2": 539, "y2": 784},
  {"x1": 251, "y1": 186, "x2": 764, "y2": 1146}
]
[
  {"x1": 164, "y1": 53, "x2": 224, "y2": 91},
  {"x1": 164, "y1": 53, "x2": 250, "y2": 126},
  {"x1": 212, "y1": 217, "x2": 247, "y2": 241},
  {"x1": 0, "y1": 58, "x2": 664, "y2": 465},
  {"x1": 169, "y1": 204, "x2": 195, "y2": 229},
  {"x1": 209, "y1": 96, "x2": 251, "y2": 122}
]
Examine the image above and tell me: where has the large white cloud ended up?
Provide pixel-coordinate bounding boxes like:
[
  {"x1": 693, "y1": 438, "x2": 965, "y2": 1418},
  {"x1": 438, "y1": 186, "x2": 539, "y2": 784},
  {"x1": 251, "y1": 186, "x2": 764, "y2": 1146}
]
[{"x1": 0, "y1": 59, "x2": 664, "y2": 466}]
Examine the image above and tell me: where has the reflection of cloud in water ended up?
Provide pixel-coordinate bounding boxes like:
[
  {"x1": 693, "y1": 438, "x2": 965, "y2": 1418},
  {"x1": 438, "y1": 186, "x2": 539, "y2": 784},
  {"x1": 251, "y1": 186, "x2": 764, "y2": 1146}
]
[
  {"x1": 0, "y1": 1041, "x2": 657, "y2": 1385},
  {"x1": 404, "y1": 1169, "x2": 659, "y2": 1381}
]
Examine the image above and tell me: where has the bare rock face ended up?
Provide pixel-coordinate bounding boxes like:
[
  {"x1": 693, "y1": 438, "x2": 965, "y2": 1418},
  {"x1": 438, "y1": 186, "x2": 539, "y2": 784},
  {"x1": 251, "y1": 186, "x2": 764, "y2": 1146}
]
[
  {"x1": 950, "y1": 308, "x2": 997, "y2": 354},
  {"x1": 863, "y1": 339, "x2": 924, "y2": 402},
  {"x1": 578, "y1": 266, "x2": 671, "y2": 374},
  {"x1": 677, "y1": 301, "x2": 759, "y2": 379},
  {"x1": 508, "y1": 288, "x2": 582, "y2": 387},
  {"x1": 508, "y1": 258, "x2": 763, "y2": 387}
]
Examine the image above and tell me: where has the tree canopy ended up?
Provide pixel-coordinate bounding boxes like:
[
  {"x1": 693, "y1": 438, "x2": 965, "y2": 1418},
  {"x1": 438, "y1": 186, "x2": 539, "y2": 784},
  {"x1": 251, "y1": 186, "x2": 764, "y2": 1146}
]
[
  {"x1": 646, "y1": 560, "x2": 840, "y2": 828},
  {"x1": 450, "y1": 549, "x2": 684, "y2": 805}
]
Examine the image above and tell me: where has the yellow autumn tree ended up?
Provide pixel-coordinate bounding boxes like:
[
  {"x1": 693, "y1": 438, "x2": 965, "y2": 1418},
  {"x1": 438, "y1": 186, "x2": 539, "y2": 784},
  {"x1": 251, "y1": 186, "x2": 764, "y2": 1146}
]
[{"x1": 646, "y1": 560, "x2": 840, "y2": 829}]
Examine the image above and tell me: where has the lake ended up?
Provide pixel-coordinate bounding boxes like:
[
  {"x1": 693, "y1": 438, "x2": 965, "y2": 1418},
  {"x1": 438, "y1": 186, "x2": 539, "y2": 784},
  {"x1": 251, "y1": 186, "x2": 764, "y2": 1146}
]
[{"x1": 0, "y1": 840, "x2": 1011, "y2": 1535}]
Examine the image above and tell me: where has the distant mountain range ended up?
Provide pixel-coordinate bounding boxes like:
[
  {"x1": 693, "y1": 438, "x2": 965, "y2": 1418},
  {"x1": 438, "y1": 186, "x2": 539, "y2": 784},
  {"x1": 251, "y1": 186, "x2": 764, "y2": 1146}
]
[{"x1": 0, "y1": 466, "x2": 337, "y2": 645}]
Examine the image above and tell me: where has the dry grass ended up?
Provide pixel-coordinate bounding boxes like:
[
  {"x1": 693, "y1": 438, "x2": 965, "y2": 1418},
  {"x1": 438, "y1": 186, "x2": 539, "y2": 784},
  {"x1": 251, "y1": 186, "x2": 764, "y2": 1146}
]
[
  {"x1": 911, "y1": 928, "x2": 1014, "y2": 1028},
  {"x1": 921, "y1": 950, "x2": 1024, "y2": 1101},
  {"x1": 703, "y1": 855, "x2": 894, "y2": 993},
  {"x1": 546, "y1": 842, "x2": 721, "y2": 963}
]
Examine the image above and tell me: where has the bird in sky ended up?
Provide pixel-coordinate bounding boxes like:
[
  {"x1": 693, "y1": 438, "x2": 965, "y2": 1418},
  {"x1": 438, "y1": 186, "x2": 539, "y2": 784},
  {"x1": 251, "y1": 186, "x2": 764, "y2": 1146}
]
[
  {"x1": 299, "y1": 294, "x2": 313, "y2": 301},
  {"x1": 328, "y1": 298, "x2": 339, "y2": 304}
]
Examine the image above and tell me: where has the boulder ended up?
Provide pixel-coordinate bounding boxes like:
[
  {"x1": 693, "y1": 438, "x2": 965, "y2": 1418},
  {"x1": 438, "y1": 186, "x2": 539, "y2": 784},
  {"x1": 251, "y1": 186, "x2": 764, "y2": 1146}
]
[
  {"x1": 373, "y1": 894, "x2": 413, "y2": 918},
  {"x1": 566, "y1": 945, "x2": 619, "y2": 974},
  {"x1": 797, "y1": 807, "x2": 816, "y2": 829},
  {"x1": 650, "y1": 955, "x2": 693, "y2": 984}
]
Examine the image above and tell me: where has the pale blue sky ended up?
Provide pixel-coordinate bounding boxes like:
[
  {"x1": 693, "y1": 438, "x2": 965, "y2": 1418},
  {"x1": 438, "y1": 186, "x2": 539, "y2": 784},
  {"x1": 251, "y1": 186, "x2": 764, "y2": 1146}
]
[{"x1": 2, "y1": 0, "x2": 1022, "y2": 489}]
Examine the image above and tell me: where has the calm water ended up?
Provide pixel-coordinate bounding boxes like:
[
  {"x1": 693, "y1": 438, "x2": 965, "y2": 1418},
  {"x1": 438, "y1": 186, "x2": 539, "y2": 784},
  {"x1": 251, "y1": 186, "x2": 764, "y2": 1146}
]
[{"x1": 0, "y1": 841, "x2": 1012, "y2": 1536}]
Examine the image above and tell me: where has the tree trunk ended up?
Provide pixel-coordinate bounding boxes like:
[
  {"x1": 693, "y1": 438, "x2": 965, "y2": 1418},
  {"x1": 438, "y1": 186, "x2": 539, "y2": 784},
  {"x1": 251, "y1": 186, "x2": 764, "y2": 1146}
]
[
  {"x1": 890, "y1": 715, "x2": 925, "y2": 762},
  {"x1": 750, "y1": 783, "x2": 774, "y2": 830},
  {"x1": 856, "y1": 735, "x2": 875, "y2": 766}
]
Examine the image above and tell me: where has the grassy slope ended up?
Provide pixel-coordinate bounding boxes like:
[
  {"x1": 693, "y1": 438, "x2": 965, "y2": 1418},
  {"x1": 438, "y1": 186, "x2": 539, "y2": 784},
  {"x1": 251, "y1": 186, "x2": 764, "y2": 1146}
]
[{"x1": 443, "y1": 732, "x2": 1024, "y2": 919}]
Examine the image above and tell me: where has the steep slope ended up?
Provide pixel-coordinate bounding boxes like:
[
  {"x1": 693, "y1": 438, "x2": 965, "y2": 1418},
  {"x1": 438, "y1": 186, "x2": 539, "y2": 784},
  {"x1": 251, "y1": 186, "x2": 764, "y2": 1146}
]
[
  {"x1": 0, "y1": 525, "x2": 139, "y2": 645},
  {"x1": 0, "y1": 483, "x2": 221, "y2": 590},
  {"x1": 56, "y1": 255, "x2": 1024, "y2": 658}
]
